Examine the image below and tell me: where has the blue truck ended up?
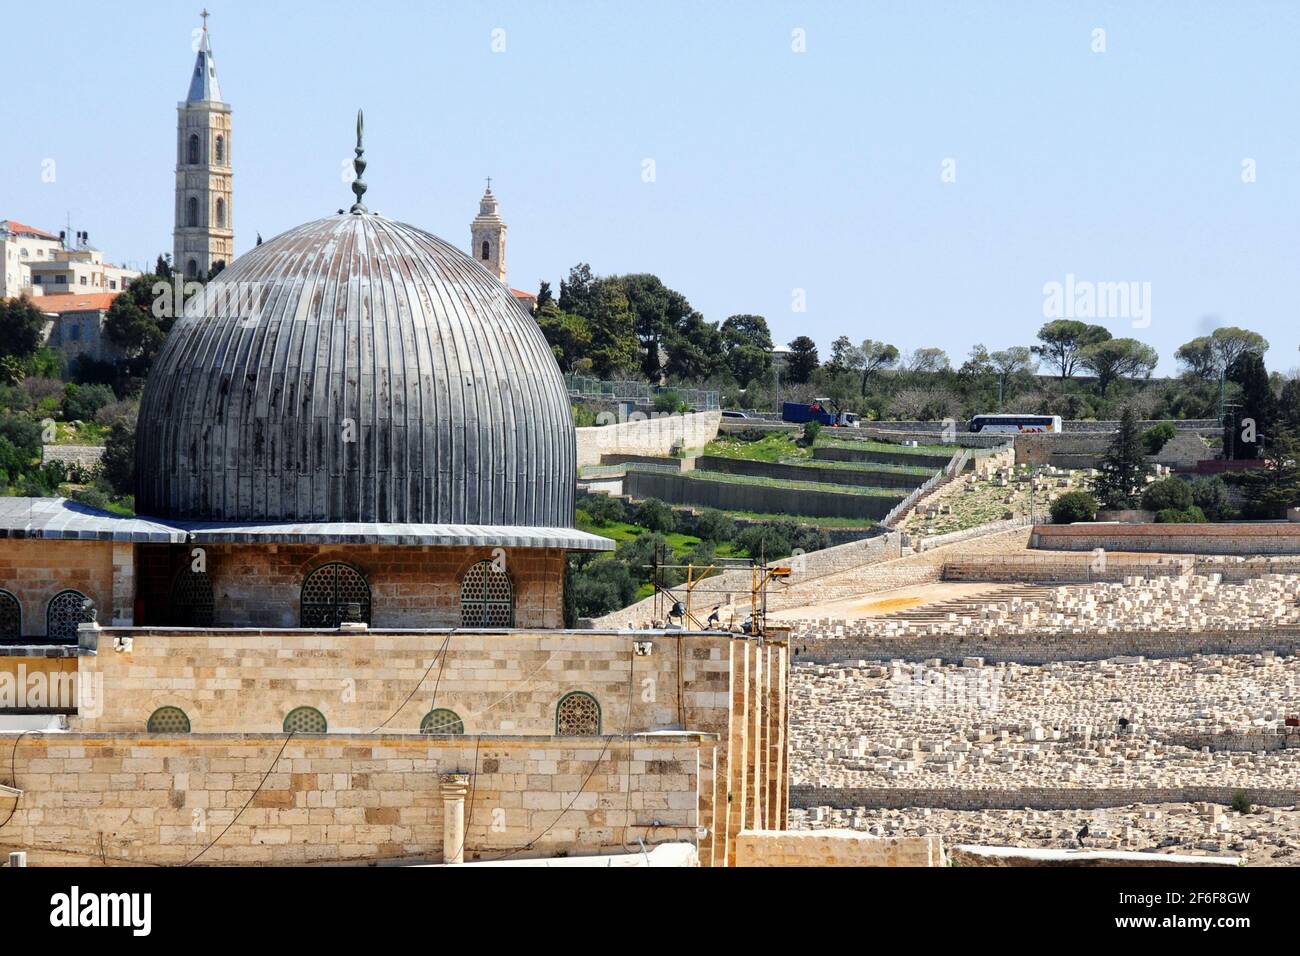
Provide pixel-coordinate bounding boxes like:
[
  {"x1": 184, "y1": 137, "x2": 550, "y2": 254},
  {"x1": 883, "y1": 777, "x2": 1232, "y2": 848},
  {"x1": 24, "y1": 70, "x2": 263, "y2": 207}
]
[{"x1": 781, "y1": 398, "x2": 860, "y2": 427}]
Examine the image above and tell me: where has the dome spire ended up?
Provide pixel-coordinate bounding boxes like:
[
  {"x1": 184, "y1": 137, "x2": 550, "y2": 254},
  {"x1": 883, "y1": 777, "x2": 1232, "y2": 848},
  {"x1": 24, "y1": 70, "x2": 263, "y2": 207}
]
[{"x1": 349, "y1": 109, "x2": 368, "y2": 214}]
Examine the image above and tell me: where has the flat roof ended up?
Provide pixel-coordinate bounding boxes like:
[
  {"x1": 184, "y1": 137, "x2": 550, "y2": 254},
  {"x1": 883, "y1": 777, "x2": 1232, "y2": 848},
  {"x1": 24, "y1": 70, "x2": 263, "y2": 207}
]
[{"x1": 0, "y1": 498, "x2": 613, "y2": 550}]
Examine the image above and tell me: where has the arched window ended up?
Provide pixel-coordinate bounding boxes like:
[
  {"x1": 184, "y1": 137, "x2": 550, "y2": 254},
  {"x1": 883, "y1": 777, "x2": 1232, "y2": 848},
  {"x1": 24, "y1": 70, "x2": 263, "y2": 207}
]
[
  {"x1": 460, "y1": 560, "x2": 514, "y2": 627},
  {"x1": 420, "y1": 708, "x2": 465, "y2": 735},
  {"x1": 0, "y1": 590, "x2": 21, "y2": 640},
  {"x1": 46, "y1": 589, "x2": 92, "y2": 642},
  {"x1": 300, "y1": 562, "x2": 371, "y2": 627},
  {"x1": 556, "y1": 692, "x2": 600, "y2": 736},
  {"x1": 186, "y1": 196, "x2": 199, "y2": 227},
  {"x1": 187, "y1": 133, "x2": 200, "y2": 165},
  {"x1": 215, "y1": 197, "x2": 225, "y2": 227},
  {"x1": 147, "y1": 706, "x2": 191, "y2": 733},
  {"x1": 481, "y1": 240, "x2": 490, "y2": 261},
  {"x1": 215, "y1": 134, "x2": 225, "y2": 165},
  {"x1": 186, "y1": 258, "x2": 198, "y2": 279},
  {"x1": 283, "y1": 706, "x2": 327, "y2": 734},
  {"x1": 170, "y1": 567, "x2": 214, "y2": 626}
]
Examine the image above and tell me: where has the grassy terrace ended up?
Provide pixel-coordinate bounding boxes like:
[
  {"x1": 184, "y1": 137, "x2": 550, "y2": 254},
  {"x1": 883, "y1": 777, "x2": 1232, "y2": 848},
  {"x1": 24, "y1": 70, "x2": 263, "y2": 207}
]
[
  {"x1": 705, "y1": 434, "x2": 939, "y2": 474},
  {"x1": 630, "y1": 464, "x2": 905, "y2": 498},
  {"x1": 793, "y1": 456, "x2": 934, "y2": 477},
  {"x1": 816, "y1": 436, "x2": 956, "y2": 457},
  {"x1": 722, "y1": 510, "x2": 878, "y2": 529},
  {"x1": 573, "y1": 516, "x2": 743, "y2": 559},
  {"x1": 704, "y1": 433, "x2": 808, "y2": 461}
]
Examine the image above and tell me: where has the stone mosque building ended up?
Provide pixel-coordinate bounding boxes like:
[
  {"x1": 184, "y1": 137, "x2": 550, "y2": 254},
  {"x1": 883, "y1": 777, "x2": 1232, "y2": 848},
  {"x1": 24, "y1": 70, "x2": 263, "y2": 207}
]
[{"x1": 0, "y1": 15, "x2": 789, "y2": 867}]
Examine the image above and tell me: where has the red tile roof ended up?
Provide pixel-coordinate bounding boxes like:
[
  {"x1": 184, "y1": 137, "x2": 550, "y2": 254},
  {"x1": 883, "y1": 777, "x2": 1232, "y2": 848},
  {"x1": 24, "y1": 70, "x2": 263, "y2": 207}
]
[
  {"x1": 34, "y1": 292, "x2": 119, "y2": 314},
  {"x1": 2, "y1": 220, "x2": 59, "y2": 241}
]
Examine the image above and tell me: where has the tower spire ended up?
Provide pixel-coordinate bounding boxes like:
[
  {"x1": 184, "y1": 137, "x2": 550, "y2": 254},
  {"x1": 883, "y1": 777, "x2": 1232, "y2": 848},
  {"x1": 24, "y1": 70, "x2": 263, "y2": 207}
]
[
  {"x1": 350, "y1": 109, "x2": 368, "y2": 214},
  {"x1": 187, "y1": 10, "x2": 222, "y2": 103}
]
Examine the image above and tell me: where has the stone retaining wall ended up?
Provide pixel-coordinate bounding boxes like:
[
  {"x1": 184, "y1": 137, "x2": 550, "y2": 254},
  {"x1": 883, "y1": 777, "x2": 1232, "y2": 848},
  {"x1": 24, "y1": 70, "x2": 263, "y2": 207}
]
[
  {"x1": 790, "y1": 626, "x2": 1300, "y2": 665},
  {"x1": 814, "y1": 444, "x2": 952, "y2": 470},
  {"x1": 576, "y1": 411, "x2": 721, "y2": 467},
  {"x1": 0, "y1": 732, "x2": 708, "y2": 866},
  {"x1": 697, "y1": 455, "x2": 928, "y2": 491},
  {"x1": 1031, "y1": 522, "x2": 1300, "y2": 555},
  {"x1": 790, "y1": 785, "x2": 1300, "y2": 811},
  {"x1": 735, "y1": 828, "x2": 943, "y2": 866},
  {"x1": 625, "y1": 470, "x2": 900, "y2": 520}
]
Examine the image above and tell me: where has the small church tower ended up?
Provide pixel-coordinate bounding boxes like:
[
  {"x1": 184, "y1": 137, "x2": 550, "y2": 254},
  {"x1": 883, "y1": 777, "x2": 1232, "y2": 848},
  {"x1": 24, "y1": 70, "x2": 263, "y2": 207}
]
[
  {"x1": 173, "y1": 10, "x2": 233, "y2": 279},
  {"x1": 470, "y1": 179, "x2": 507, "y2": 283}
]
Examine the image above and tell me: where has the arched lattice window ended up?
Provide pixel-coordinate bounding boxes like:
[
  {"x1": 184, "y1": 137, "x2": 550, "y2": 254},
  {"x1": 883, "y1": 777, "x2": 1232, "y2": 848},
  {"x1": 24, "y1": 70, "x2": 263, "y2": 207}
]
[
  {"x1": 556, "y1": 692, "x2": 600, "y2": 736},
  {"x1": 300, "y1": 563, "x2": 371, "y2": 627},
  {"x1": 461, "y1": 560, "x2": 514, "y2": 627},
  {"x1": 283, "y1": 706, "x2": 327, "y2": 734},
  {"x1": 420, "y1": 708, "x2": 465, "y2": 735},
  {"x1": 147, "y1": 706, "x2": 191, "y2": 733},
  {"x1": 215, "y1": 197, "x2": 225, "y2": 227},
  {"x1": 481, "y1": 240, "x2": 490, "y2": 260},
  {"x1": 215, "y1": 134, "x2": 225, "y2": 165},
  {"x1": 170, "y1": 567, "x2": 214, "y2": 626},
  {"x1": 186, "y1": 196, "x2": 199, "y2": 227},
  {"x1": 187, "y1": 133, "x2": 200, "y2": 165},
  {"x1": 0, "y1": 590, "x2": 21, "y2": 640},
  {"x1": 46, "y1": 589, "x2": 92, "y2": 642}
]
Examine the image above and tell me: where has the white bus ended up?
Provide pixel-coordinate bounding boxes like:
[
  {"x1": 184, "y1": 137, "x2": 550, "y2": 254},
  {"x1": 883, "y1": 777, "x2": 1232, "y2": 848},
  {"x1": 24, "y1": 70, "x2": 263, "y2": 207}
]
[{"x1": 968, "y1": 413, "x2": 1062, "y2": 434}]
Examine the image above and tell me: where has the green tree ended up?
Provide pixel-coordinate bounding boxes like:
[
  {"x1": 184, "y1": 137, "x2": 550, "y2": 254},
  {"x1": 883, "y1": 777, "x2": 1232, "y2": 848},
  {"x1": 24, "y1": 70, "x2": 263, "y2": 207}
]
[
  {"x1": 785, "y1": 336, "x2": 819, "y2": 384},
  {"x1": 1235, "y1": 429, "x2": 1300, "y2": 518},
  {"x1": 1091, "y1": 406, "x2": 1151, "y2": 508},
  {"x1": 584, "y1": 282, "x2": 637, "y2": 377},
  {"x1": 0, "y1": 295, "x2": 47, "y2": 360},
  {"x1": 534, "y1": 303, "x2": 591, "y2": 370},
  {"x1": 101, "y1": 417, "x2": 136, "y2": 497},
  {"x1": 1141, "y1": 477, "x2": 1193, "y2": 512},
  {"x1": 1050, "y1": 490, "x2": 1098, "y2": 523},
  {"x1": 571, "y1": 556, "x2": 637, "y2": 618},
  {"x1": 618, "y1": 273, "x2": 699, "y2": 379},
  {"x1": 1078, "y1": 338, "x2": 1159, "y2": 395},
  {"x1": 1224, "y1": 351, "x2": 1277, "y2": 460},
  {"x1": 663, "y1": 311, "x2": 723, "y2": 380},
  {"x1": 1033, "y1": 320, "x2": 1111, "y2": 379},
  {"x1": 849, "y1": 339, "x2": 899, "y2": 396},
  {"x1": 1174, "y1": 336, "x2": 1218, "y2": 380},
  {"x1": 1207, "y1": 326, "x2": 1268, "y2": 371}
]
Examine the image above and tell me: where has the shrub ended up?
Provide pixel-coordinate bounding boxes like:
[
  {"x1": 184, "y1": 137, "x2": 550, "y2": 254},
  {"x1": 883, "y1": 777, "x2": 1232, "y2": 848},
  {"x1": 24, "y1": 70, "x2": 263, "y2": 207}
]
[
  {"x1": 101, "y1": 419, "x2": 136, "y2": 497},
  {"x1": 580, "y1": 492, "x2": 626, "y2": 526},
  {"x1": 802, "y1": 420, "x2": 821, "y2": 445},
  {"x1": 1189, "y1": 475, "x2": 1230, "y2": 520},
  {"x1": 1155, "y1": 506, "x2": 1206, "y2": 524},
  {"x1": 1231, "y1": 790, "x2": 1252, "y2": 815},
  {"x1": 1141, "y1": 477, "x2": 1193, "y2": 512},
  {"x1": 62, "y1": 382, "x2": 117, "y2": 422},
  {"x1": 633, "y1": 497, "x2": 676, "y2": 533},
  {"x1": 614, "y1": 532, "x2": 680, "y2": 586},
  {"x1": 570, "y1": 556, "x2": 637, "y2": 618},
  {"x1": 736, "y1": 523, "x2": 793, "y2": 560},
  {"x1": 1050, "y1": 490, "x2": 1098, "y2": 524},
  {"x1": 653, "y1": 390, "x2": 688, "y2": 414},
  {"x1": 692, "y1": 508, "x2": 736, "y2": 543},
  {"x1": 1140, "y1": 421, "x2": 1176, "y2": 455}
]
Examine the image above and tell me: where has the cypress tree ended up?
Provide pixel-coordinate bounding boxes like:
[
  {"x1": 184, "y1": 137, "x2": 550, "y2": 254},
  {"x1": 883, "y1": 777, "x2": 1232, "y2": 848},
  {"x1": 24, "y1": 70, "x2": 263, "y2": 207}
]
[{"x1": 1091, "y1": 405, "x2": 1151, "y2": 508}]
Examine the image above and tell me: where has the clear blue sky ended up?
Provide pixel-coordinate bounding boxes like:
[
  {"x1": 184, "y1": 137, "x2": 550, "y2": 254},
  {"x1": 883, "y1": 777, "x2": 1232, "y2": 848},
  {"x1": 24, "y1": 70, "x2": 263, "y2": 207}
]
[{"x1": 4, "y1": 1, "x2": 1298, "y2": 374}]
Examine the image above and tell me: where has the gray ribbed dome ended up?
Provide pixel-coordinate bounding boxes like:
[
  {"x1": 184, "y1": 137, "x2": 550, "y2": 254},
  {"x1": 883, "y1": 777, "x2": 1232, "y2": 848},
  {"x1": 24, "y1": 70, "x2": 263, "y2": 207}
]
[{"x1": 136, "y1": 212, "x2": 575, "y2": 525}]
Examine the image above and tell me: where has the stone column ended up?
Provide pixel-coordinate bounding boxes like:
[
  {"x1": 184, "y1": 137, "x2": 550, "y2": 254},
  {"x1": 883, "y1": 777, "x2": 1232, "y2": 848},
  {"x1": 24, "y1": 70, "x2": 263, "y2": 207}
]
[{"x1": 440, "y1": 773, "x2": 471, "y2": 864}]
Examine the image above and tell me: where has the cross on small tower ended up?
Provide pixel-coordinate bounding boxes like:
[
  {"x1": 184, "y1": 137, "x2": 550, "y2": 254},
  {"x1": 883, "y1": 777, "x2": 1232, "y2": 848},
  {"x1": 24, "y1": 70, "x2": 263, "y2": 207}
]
[{"x1": 201, "y1": 8, "x2": 209, "y2": 30}]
